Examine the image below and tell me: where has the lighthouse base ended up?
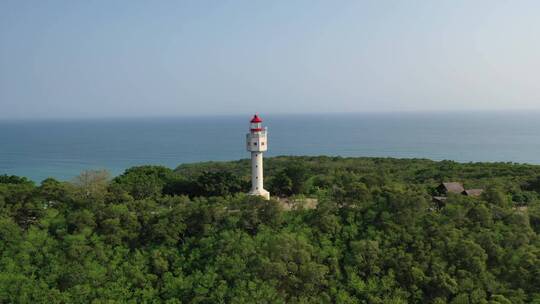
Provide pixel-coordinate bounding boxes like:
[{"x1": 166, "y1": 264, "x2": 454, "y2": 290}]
[{"x1": 249, "y1": 188, "x2": 270, "y2": 200}]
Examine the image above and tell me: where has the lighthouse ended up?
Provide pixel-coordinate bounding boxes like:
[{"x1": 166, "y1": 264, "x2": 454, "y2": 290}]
[{"x1": 246, "y1": 114, "x2": 270, "y2": 200}]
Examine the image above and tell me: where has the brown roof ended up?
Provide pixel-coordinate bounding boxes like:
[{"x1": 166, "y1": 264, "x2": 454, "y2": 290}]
[
  {"x1": 441, "y1": 182, "x2": 465, "y2": 194},
  {"x1": 463, "y1": 189, "x2": 484, "y2": 197}
]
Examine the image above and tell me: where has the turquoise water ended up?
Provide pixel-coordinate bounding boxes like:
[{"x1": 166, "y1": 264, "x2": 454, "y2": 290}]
[{"x1": 1, "y1": 112, "x2": 539, "y2": 182}]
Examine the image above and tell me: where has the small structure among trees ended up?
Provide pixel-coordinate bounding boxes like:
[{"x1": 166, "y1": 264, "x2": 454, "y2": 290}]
[
  {"x1": 433, "y1": 182, "x2": 484, "y2": 206},
  {"x1": 437, "y1": 182, "x2": 465, "y2": 195}
]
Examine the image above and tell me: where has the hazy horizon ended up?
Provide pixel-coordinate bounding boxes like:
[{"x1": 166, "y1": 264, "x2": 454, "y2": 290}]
[
  {"x1": 2, "y1": 1, "x2": 540, "y2": 119},
  {"x1": 1, "y1": 109, "x2": 540, "y2": 122}
]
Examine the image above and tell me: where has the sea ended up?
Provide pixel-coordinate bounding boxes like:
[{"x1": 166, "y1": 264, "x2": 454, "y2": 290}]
[{"x1": 1, "y1": 111, "x2": 539, "y2": 182}]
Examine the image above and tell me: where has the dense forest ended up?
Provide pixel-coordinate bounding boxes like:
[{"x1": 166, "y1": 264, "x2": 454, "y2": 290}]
[{"x1": 1, "y1": 156, "x2": 540, "y2": 303}]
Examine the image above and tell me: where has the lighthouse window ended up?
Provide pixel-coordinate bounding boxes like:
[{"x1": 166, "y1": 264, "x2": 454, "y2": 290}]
[
  {"x1": 261, "y1": 142, "x2": 265, "y2": 146},
  {"x1": 253, "y1": 142, "x2": 257, "y2": 146}
]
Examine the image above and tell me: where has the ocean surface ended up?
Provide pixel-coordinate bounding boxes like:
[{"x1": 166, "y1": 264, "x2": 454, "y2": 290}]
[{"x1": 1, "y1": 112, "x2": 539, "y2": 182}]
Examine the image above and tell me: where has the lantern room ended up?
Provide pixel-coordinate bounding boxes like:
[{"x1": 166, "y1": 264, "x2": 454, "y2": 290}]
[{"x1": 250, "y1": 114, "x2": 263, "y2": 132}]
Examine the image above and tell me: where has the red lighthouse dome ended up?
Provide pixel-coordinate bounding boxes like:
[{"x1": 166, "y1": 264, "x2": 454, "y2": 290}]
[{"x1": 250, "y1": 114, "x2": 263, "y2": 123}]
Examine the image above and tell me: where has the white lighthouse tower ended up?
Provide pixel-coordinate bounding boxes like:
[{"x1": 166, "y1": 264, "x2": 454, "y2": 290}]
[{"x1": 246, "y1": 114, "x2": 270, "y2": 200}]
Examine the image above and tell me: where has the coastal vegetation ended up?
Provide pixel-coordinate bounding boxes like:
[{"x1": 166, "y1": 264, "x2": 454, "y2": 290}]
[{"x1": 1, "y1": 156, "x2": 540, "y2": 303}]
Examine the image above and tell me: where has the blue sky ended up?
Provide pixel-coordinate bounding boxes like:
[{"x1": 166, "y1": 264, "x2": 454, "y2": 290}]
[{"x1": 1, "y1": 1, "x2": 539, "y2": 119}]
